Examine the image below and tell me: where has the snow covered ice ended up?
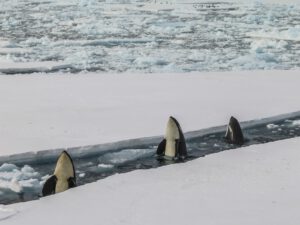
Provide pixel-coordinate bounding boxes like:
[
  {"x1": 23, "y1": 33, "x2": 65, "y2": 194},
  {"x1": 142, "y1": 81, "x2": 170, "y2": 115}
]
[
  {"x1": 1, "y1": 136, "x2": 300, "y2": 225},
  {"x1": 1, "y1": 0, "x2": 300, "y2": 224},
  {"x1": 1, "y1": 0, "x2": 300, "y2": 74}
]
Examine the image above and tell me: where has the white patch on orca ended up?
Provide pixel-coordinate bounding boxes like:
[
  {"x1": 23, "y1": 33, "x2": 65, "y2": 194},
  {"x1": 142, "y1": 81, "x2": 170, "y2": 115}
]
[
  {"x1": 164, "y1": 117, "x2": 180, "y2": 158},
  {"x1": 225, "y1": 124, "x2": 234, "y2": 140},
  {"x1": 55, "y1": 179, "x2": 69, "y2": 193},
  {"x1": 54, "y1": 152, "x2": 74, "y2": 193}
]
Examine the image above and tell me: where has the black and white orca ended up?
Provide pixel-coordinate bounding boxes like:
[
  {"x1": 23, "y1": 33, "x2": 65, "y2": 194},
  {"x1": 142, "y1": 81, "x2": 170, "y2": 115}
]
[
  {"x1": 42, "y1": 151, "x2": 76, "y2": 196},
  {"x1": 156, "y1": 116, "x2": 187, "y2": 159},
  {"x1": 225, "y1": 116, "x2": 244, "y2": 145}
]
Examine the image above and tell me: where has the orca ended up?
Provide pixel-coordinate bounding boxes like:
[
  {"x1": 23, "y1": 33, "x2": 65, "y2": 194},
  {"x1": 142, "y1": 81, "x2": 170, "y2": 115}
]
[
  {"x1": 157, "y1": 116, "x2": 187, "y2": 159},
  {"x1": 42, "y1": 151, "x2": 76, "y2": 196},
  {"x1": 225, "y1": 116, "x2": 244, "y2": 145}
]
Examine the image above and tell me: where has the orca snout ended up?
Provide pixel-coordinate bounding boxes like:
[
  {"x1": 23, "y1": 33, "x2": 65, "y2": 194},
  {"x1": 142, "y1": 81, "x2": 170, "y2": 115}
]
[{"x1": 225, "y1": 116, "x2": 244, "y2": 145}]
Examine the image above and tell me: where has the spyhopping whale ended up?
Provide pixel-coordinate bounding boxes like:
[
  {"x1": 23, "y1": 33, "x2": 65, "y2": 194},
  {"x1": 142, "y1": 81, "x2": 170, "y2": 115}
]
[
  {"x1": 42, "y1": 151, "x2": 76, "y2": 196},
  {"x1": 157, "y1": 116, "x2": 187, "y2": 160},
  {"x1": 225, "y1": 116, "x2": 244, "y2": 145}
]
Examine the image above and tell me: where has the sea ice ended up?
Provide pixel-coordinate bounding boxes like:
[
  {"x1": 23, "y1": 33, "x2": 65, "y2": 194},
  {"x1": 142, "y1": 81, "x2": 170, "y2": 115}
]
[
  {"x1": 99, "y1": 149, "x2": 155, "y2": 165},
  {"x1": 292, "y1": 120, "x2": 300, "y2": 126},
  {"x1": 267, "y1": 124, "x2": 279, "y2": 129},
  {"x1": 1, "y1": 1, "x2": 300, "y2": 74},
  {"x1": 0, "y1": 164, "x2": 43, "y2": 194}
]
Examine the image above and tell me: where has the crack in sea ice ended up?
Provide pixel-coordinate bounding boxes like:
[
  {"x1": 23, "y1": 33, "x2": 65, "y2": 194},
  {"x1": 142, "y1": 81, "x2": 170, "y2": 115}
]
[{"x1": 1, "y1": 113, "x2": 300, "y2": 205}]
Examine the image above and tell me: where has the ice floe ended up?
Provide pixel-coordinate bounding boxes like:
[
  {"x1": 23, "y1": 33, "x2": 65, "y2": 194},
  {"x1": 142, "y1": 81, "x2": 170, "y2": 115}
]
[
  {"x1": 0, "y1": 164, "x2": 42, "y2": 194},
  {"x1": 0, "y1": 1, "x2": 300, "y2": 74},
  {"x1": 0, "y1": 61, "x2": 73, "y2": 74},
  {"x1": 291, "y1": 120, "x2": 300, "y2": 126},
  {"x1": 266, "y1": 123, "x2": 279, "y2": 129},
  {"x1": 98, "y1": 149, "x2": 156, "y2": 165},
  {"x1": 247, "y1": 26, "x2": 300, "y2": 42}
]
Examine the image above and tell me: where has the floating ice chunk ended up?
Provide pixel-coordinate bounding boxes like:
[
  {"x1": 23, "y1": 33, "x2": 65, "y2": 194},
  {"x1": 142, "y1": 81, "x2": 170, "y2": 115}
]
[
  {"x1": 134, "y1": 57, "x2": 169, "y2": 67},
  {"x1": 21, "y1": 165, "x2": 35, "y2": 174},
  {"x1": 292, "y1": 120, "x2": 300, "y2": 126},
  {"x1": 148, "y1": 22, "x2": 192, "y2": 35},
  {"x1": 106, "y1": 0, "x2": 131, "y2": 3},
  {"x1": 267, "y1": 124, "x2": 279, "y2": 129},
  {"x1": 250, "y1": 39, "x2": 287, "y2": 54},
  {"x1": 78, "y1": 0, "x2": 99, "y2": 7},
  {"x1": 0, "y1": 47, "x2": 31, "y2": 54},
  {"x1": 79, "y1": 162, "x2": 94, "y2": 167},
  {"x1": 19, "y1": 179, "x2": 40, "y2": 188},
  {"x1": 0, "y1": 164, "x2": 18, "y2": 172},
  {"x1": 256, "y1": 52, "x2": 278, "y2": 63},
  {"x1": 18, "y1": 165, "x2": 39, "y2": 180},
  {"x1": 10, "y1": 179, "x2": 22, "y2": 193},
  {"x1": 99, "y1": 149, "x2": 155, "y2": 165},
  {"x1": 248, "y1": 26, "x2": 300, "y2": 42},
  {"x1": 229, "y1": 55, "x2": 268, "y2": 70},
  {"x1": 79, "y1": 173, "x2": 86, "y2": 178},
  {"x1": 20, "y1": 36, "x2": 51, "y2": 47},
  {"x1": 98, "y1": 164, "x2": 114, "y2": 169},
  {"x1": 0, "y1": 61, "x2": 73, "y2": 75},
  {"x1": 187, "y1": 50, "x2": 206, "y2": 62},
  {"x1": 0, "y1": 164, "x2": 41, "y2": 193},
  {"x1": 0, "y1": 180, "x2": 11, "y2": 191},
  {"x1": 82, "y1": 164, "x2": 115, "y2": 173}
]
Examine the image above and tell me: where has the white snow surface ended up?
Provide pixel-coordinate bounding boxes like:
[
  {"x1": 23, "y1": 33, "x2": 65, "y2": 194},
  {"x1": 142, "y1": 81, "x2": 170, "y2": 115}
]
[
  {"x1": 1, "y1": 136, "x2": 300, "y2": 224},
  {"x1": 1, "y1": 70, "x2": 300, "y2": 157}
]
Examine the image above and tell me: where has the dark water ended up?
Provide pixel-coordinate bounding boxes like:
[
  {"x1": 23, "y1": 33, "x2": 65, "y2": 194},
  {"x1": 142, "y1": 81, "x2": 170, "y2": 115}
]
[{"x1": 1, "y1": 115, "x2": 300, "y2": 204}]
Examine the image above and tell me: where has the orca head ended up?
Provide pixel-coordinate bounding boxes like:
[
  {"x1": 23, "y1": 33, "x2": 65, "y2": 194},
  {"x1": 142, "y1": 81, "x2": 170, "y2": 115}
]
[
  {"x1": 54, "y1": 151, "x2": 76, "y2": 182},
  {"x1": 165, "y1": 116, "x2": 180, "y2": 141},
  {"x1": 42, "y1": 151, "x2": 76, "y2": 196},
  {"x1": 225, "y1": 116, "x2": 244, "y2": 145},
  {"x1": 163, "y1": 116, "x2": 187, "y2": 159}
]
